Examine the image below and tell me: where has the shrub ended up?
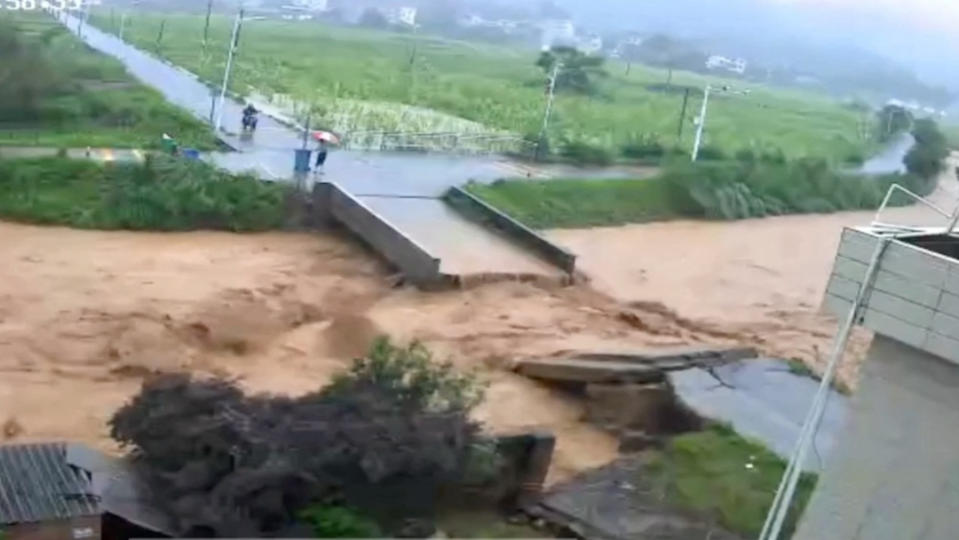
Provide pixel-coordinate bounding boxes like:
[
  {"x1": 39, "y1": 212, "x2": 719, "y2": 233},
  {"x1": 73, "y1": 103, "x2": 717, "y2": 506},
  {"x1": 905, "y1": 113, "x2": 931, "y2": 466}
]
[
  {"x1": 300, "y1": 505, "x2": 381, "y2": 538},
  {"x1": 0, "y1": 156, "x2": 290, "y2": 231},
  {"x1": 561, "y1": 140, "x2": 614, "y2": 165},
  {"x1": 734, "y1": 148, "x2": 756, "y2": 162},
  {"x1": 843, "y1": 152, "x2": 865, "y2": 166},
  {"x1": 109, "y1": 338, "x2": 490, "y2": 537},
  {"x1": 904, "y1": 118, "x2": 949, "y2": 180},
  {"x1": 696, "y1": 145, "x2": 726, "y2": 161},
  {"x1": 621, "y1": 134, "x2": 665, "y2": 160}
]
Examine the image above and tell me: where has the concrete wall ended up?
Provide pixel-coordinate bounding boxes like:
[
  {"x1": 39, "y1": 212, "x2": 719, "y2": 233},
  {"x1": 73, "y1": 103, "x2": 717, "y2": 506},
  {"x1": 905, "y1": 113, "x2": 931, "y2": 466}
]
[
  {"x1": 312, "y1": 183, "x2": 441, "y2": 285},
  {"x1": 795, "y1": 334, "x2": 959, "y2": 540},
  {"x1": 444, "y1": 187, "x2": 576, "y2": 274},
  {"x1": 823, "y1": 228, "x2": 959, "y2": 365},
  {"x1": 7, "y1": 516, "x2": 101, "y2": 540}
]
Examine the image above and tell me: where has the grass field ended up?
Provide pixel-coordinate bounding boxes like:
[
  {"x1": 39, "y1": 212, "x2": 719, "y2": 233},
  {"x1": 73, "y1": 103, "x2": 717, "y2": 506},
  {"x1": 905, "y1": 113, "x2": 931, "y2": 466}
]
[
  {"x1": 467, "y1": 159, "x2": 928, "y2": 228},
  {"x1": 89, "y1": 11, "x2": 875, "y2": 162},
  {"x1": 0, "y1": 12, "x2": 217, "y2": 150},
  {"x1": 642, "y1": 424, "x2": 816, "y2": 538},
  {"x1": 0, "y1": 156, "x2": 291, "y2": 231}
]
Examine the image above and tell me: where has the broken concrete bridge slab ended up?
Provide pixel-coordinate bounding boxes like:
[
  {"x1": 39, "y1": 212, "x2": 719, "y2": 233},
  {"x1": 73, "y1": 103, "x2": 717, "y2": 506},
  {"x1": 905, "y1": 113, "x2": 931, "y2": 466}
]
[{"x1": 514, "y1": 346, "x2": 758, "y2": 384}]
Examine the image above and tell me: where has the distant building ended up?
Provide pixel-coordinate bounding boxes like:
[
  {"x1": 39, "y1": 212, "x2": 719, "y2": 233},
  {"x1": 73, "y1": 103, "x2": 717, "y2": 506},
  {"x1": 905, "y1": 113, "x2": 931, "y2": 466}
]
[
  {"x1": 460, "y1": 14, "x2": 520, "y2": 33},
  {"x1": 706, "y1": 55, "x2": 747, "y2": 75},
  {"x1": 287, "y1": 0, "x2": 328, "y2": 11},
  {"x1": 383, "y1": 6, "x2": 417, "y2": 27},
  {"x1": 540, "y1": 18, "x2": 576, "y2": 50},
  {"x1": 578, "y1": 34, "x2": 603, "y2": 55}
]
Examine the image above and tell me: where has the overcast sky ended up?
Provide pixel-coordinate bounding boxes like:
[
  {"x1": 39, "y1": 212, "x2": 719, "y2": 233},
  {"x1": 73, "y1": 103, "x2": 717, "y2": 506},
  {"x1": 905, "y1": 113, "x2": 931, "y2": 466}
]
[{"x1": 772, "y1": 0, "x2": 958, "y2": 31}]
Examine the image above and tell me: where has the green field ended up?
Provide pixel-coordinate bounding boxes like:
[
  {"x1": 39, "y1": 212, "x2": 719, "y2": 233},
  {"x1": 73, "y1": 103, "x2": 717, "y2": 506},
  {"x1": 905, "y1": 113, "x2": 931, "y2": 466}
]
[
  {"x1": 90, "y1": 11, "x2": 875, "y2": 162},
  {"x1": 0, "y1": 12, "x2": 217, "y2": 150},
  {"x1": 642, "y1": 424, "x2": 816, "y2": 538},
  {"x1": 0, "y1": 156, "x2": 290, "y2": 231}
]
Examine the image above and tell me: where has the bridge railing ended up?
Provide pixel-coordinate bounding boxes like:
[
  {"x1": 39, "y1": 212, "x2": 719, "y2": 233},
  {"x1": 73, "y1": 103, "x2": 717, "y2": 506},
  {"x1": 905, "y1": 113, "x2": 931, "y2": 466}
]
[{"x1": 338, "y1": 130, "x2": 534, "y2": 156}]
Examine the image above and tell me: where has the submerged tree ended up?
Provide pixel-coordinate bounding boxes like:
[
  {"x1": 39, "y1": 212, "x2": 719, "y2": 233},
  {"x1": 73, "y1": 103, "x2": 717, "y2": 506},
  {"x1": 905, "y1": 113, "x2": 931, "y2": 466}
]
[{"x1": 110, "y1": 337, "x2": 488, "y2": 537}]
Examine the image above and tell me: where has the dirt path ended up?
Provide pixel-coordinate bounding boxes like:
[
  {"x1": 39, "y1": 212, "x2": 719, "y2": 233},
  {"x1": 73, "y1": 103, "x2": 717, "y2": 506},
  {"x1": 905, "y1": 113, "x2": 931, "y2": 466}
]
[
  {"x1": 548, "y1": 154, "x2": 959, "y2": 389},
  {"x1": 0, "y1": 222, "x2": 733, "y2": 482}
]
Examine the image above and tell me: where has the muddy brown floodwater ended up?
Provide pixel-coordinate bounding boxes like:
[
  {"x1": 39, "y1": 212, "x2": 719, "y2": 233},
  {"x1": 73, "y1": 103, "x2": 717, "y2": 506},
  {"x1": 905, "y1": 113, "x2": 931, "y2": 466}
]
[
  {"x1": 549, "y1": 153, "x2": 959, "y2": 390},
  {"x1": 0, "y1": 222, "x2": 737, "y2": 483},
  {"x1": 2, "y1": 155, "x2": 955, "y2": 482}
]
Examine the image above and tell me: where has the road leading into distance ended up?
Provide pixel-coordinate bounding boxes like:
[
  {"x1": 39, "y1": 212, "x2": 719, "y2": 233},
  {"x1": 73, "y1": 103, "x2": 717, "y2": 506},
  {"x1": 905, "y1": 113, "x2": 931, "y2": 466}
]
[{"x1": 58, "y1": 11, "x2": 570, "y2": 279}]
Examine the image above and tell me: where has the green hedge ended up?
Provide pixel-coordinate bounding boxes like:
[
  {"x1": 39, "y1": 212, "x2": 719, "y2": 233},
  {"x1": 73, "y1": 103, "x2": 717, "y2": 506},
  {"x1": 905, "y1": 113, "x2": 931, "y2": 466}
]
[{"x1": 0, "y1": 156, "x2": 291, "y2": 231}]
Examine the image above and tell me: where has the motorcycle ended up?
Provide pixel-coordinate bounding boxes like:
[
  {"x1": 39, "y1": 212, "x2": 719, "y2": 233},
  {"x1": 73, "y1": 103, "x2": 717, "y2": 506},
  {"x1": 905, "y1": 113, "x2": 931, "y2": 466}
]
[{"x1": 241, "y1": 112, "x2": 258, "y2": 132}]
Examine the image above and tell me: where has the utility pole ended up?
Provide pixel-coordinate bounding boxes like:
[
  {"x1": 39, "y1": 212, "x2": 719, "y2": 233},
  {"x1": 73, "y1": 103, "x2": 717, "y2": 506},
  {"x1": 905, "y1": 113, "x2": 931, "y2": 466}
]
[
  {"x1": 78, "y1": 0, "x2": 91, "y2": 38},
  {"x1": 214, "y1": 8, "x2": 244, "y2": 133},
  {"x1": 536, "y1": 61, "x2": 562, "y2": 161},
  {"x1": 691, "y1": 84, "x2": 711, "y2": 161},
  {"x1": 676, "y1": 87, "x2": 691, "y2": 142},
  {"x1": 118, "y1": 12, "x2": 127, "y2": 40},
  {"x1": 203, "y1": 0, "x2": 214, "y2": 49},
  {"x1": 155, "y1": 18, "x2": 166, "y2": 51}
]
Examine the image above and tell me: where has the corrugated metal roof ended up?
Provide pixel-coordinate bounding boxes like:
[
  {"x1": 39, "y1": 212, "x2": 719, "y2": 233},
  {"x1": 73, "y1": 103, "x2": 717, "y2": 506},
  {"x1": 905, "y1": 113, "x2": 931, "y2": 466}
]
[
  {"x1": 66, "y1": 444, "x2": 176, "y2": 536},
  {"x1": 0, "y1": 442, "x2": 100, "y2": 524}
]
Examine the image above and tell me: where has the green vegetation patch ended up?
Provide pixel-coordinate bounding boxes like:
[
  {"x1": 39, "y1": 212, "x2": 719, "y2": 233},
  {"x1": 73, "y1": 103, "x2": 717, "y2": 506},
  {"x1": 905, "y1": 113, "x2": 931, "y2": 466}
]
[
  {"x1": 468, "y1": 120, "x2": 948, "y2": 228},
  {"x1": 643, "y1": 424, "x2": 817, "y2": 538},
  {"x1": 0, "y1": 12, "x2": 216, "y2": 150},
  {"x1": 89, "y1": 11, "x2": 873, "y2": 162},
  {"x1": 0, "y1": 156, "x2": 290, "y2": 231},
  {"x1": 465, "y1": 177, "x2": 676, "y2": 228}
]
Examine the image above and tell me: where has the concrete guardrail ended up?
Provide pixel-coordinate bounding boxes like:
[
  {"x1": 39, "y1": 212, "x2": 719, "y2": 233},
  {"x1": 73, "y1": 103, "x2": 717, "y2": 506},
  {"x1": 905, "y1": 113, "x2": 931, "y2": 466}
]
[
  {"x1": 313, "y1": 182, "x2": 441, "y2": 285},
  {"x1": 444, "y1": 186, "x2": 577, "y2": 274}
]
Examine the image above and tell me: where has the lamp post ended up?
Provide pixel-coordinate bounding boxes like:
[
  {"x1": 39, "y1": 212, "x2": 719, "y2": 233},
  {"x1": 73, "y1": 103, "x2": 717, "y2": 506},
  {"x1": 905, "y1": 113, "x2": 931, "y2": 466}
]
[
  {"x1": 213, "y1": 10, "x2": 266, "y2": 132},
  {"x1": 691, "y1": 84, "x2": 749, "y2": 161},
  {"x1": 536, "y1": 61, "x2": 562, "y2": 161}
]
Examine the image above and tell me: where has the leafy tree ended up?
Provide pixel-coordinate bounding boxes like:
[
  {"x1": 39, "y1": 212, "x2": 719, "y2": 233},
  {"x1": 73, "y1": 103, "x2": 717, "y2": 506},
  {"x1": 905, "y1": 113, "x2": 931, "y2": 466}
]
[
  {"x1": 876, "y1": 105, "x2": 913, "y2": 142},
  {"x1": 109, "y1": 337, "x2": 488, "y2": 537},
  {"x1": 536, "y1": 46, "x2": 607, "y2": 94},
  {"x1": 904, "y1": 118, "x2": 949, "y2": 180}
]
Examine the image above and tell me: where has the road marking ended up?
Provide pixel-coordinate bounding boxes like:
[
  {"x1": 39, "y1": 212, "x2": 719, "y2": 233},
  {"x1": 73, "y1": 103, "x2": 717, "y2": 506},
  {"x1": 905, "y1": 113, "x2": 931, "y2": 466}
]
[
  {"x1": 132, "y1": 149, "x2": 144, "y2": 162},
  {"x1": 102, "y1": 148, "x2": 114, "y2": 162}
]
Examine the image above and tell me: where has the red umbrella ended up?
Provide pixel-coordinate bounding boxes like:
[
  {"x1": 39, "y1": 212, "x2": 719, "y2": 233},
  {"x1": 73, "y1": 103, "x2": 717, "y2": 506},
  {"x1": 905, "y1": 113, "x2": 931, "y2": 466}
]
[{"x1": 311, "y1": 130, "x2": 341, "y2": 144}]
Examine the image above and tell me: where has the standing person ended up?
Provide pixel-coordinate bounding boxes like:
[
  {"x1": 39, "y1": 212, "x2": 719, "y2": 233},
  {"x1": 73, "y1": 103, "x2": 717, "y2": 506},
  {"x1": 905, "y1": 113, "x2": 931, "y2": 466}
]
[{"x1": 313, "y1": 138, "x2": 329, "y2": 175}]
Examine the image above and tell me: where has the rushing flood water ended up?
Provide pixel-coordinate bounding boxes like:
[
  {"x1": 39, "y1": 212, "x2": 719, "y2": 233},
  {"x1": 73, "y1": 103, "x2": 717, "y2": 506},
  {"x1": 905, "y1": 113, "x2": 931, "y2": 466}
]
[{"x1": 857, "y1": 132, "x2": 914, "y2": 175}]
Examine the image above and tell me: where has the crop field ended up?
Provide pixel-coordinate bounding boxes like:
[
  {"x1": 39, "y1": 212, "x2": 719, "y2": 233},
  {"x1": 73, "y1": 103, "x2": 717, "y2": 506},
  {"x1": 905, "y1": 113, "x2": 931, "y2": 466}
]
[
  {"x1": 0, "y1": 12, "x2": 217, "y2": 150},
  {"x1": 89, "y1": 11, "x2": 874, "y2": 162}
]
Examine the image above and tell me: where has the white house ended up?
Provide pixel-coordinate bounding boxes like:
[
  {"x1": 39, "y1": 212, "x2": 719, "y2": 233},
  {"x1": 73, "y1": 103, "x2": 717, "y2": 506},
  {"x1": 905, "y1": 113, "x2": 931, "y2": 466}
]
[
  {"x1": 383, "y1": 6, "x2": 417, "y2": 27},
  {"x1": 706, "y1": 55, "x2": 747, "y2": 75},
  {"x1": 540, "y1": 19, "x2": 576, "y2": 50},
  {"x1": 578, "y1": 34, "x2": 603, "y2": 54}
]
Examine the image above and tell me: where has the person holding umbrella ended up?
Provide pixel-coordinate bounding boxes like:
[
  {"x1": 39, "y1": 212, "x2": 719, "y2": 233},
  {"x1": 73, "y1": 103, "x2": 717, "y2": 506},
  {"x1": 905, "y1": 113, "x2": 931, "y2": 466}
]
[{"x1": 311, "y1": 130, "x2": 340, "y2": 175}]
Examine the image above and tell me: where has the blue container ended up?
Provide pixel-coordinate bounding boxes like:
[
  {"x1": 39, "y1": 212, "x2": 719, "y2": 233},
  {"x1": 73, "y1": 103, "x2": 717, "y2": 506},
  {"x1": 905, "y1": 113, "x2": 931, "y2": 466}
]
[
  {"x1": 294, "y1": 148, "x2": 312, "y2": 173},
  {"x1": 182, "y1": 148, "x2": 200, "y2": 160}
]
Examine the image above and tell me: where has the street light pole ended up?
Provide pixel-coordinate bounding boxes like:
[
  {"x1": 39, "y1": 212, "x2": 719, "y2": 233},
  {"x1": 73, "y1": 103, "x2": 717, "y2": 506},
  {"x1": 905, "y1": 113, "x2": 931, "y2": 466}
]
[
  {"x1": 691, "y1": 84, "x2": 711, "y2": 162},
  {"x1": 78, "y1": 0, "x2": 91, "y2": 38},
  {"x1": 214, "y1": 8, "x2": 243, "y2": 133},
  {"x1": 118, "y1": 12, "x2": 127, "y2": 40},
  {"x1": 536, "y1": 61, "x2": 562, "y2": 161},
  {"x1": 203, "y1": 0, "x2": 214, "y2": 50}
]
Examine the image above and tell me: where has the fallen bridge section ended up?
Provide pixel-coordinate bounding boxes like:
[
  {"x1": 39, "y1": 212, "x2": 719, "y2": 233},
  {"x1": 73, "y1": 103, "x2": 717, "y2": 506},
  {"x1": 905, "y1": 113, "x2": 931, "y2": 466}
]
[{"x1": 514, "y1": 347, "x2": 758, "y2": 384}]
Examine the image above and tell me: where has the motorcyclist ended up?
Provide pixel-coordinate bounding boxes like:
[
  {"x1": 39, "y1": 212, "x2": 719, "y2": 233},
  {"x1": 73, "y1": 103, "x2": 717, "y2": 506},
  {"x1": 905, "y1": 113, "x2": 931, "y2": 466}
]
[{"x1": 242, "y1": 104, "x2": 258, "y2": 130}]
